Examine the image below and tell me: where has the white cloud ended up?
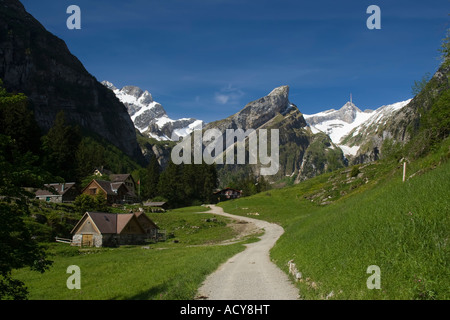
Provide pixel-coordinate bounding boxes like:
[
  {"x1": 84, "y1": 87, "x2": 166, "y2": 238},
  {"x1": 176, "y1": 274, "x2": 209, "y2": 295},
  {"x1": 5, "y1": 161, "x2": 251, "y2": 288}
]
[
  {"x1": 215, "y1": 94, "x2": 230, "y2": 104},
  {"x1": 214, "y1": 85, "x2": 244, "y2": 105}
]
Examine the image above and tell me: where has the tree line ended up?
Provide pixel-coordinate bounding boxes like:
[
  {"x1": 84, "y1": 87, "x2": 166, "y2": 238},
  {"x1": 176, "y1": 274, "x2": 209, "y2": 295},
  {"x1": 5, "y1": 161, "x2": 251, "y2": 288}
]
[{"x1": 134, "y1": 156, "x2": 218, "y2": 208}]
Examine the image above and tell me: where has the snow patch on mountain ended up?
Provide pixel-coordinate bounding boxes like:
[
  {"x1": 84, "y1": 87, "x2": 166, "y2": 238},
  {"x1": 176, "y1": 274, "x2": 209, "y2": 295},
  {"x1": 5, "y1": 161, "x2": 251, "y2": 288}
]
[
  {"x1": 304, "y1": 99, "x2": 412, "y2": 156},
  {"x1": 102, "y1": 81, "x2": 204, "y2": 141}
]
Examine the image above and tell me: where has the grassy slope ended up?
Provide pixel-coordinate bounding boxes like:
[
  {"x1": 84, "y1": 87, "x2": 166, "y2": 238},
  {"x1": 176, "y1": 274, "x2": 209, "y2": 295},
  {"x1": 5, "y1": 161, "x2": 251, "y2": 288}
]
[
  {"x1": 220, "y1": 138, "x2": 450, "y2": 299},
  {"x1": 13, "y1": 206, "x2": 246, "y2": 300}
]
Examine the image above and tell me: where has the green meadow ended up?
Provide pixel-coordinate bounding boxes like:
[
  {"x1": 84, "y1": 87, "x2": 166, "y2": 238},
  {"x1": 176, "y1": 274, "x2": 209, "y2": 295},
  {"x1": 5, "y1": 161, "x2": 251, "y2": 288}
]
[
  {"x1": 12, "y1": 206, "x2": 247, "y2": 300},
  {"x1": 220, "y1": 138, "x2": 450, "y2": 299}
]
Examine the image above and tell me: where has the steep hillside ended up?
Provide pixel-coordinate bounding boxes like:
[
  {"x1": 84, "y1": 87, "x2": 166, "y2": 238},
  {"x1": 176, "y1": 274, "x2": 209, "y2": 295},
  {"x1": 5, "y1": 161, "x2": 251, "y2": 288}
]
[
  {"x1": 351, "y1": 61, "x2": 449, "y2": 163},
  {"x1": 219, "y1": 133, "x2": 450, "y2": 299},
  {"x1": 0, "y1": 0, "x2": 143, "y2": 163}
]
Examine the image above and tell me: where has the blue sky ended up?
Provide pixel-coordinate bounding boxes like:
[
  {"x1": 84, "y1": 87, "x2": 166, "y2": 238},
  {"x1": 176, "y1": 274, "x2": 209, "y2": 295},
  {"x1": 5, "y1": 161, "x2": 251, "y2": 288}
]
[{"x1": 21, "y1": 0, "x2": 449, "y2": 122}]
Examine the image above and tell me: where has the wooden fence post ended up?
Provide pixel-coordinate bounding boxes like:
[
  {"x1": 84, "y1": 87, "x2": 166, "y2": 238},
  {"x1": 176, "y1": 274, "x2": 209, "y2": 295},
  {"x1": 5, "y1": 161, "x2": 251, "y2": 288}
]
[{"x1": 403, "y1": 161, "x2": 406, "y2": 182}]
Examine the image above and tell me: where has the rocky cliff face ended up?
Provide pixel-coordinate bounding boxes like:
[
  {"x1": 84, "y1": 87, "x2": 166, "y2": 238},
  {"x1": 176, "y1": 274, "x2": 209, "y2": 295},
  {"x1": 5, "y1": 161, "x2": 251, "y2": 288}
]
[
  {"x1": 0, "y1": 0, "x2": 143, "y2": 163},
  {"x1": 203, "y1": 85, "x2": 346, "y2": 183}
]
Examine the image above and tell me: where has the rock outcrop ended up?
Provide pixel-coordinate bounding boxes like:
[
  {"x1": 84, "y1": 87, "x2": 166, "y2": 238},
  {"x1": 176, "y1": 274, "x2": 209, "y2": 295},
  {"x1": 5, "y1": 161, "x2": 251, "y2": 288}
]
[{"x1": 203, "y1": 85, "x2": 346, "y2": 182}]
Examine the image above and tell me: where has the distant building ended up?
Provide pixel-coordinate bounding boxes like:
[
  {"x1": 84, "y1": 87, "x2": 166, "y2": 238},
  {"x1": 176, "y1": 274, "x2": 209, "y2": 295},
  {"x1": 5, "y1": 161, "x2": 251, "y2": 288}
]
[
  {"x1": 71, "y1": 211, "x2": 160, "y2": 247},
  {"x1": 143, "y1": 201, "x2": 169, "y2": 212},
  {"x1": 35, "y1": 183, "x2": 79, "y2": 203},
  {"x1": 93, "y1": 166, "x2": 112, "y2": 177},
  {"x1": 110, "y1": 174, "x2": 137, "y2": 198},
  {"x1": 214, "y1": 188, "x2": 242, "y2": 201},
  {"x1": 81, "y1": 179, "x2": 136, "y2": 204}
]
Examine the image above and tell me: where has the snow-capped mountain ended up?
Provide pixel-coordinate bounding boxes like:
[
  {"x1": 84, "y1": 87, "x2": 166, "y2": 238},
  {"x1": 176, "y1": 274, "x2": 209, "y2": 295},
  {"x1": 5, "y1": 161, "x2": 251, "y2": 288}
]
[
  {"x1": 304, "y1": 99, "x2": 412, "y2": 157},
  {"x1": 102, "y1": 81, "x2": 203, "y2": 141}
]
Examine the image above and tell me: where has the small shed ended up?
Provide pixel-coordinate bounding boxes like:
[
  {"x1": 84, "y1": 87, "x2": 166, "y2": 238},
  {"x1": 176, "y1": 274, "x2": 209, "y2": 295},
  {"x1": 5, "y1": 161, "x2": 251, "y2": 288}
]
[
  {"x1": 143, "y1": 201, "x2": 169, "y2": 212},
  {"x1": 70, "y1": 212, "x2": 158, "y2": 247}
]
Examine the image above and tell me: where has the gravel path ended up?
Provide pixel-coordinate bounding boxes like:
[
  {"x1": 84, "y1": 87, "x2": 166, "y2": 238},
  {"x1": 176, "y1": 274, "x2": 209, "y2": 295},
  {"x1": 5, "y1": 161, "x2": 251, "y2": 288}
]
[{"x1": 196, "y1": 205, "x2": 299, "y2": 300}]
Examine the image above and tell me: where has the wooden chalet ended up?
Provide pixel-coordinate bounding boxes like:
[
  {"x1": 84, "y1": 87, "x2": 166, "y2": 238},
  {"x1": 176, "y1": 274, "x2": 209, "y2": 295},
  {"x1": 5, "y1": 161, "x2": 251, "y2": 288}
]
[
  {"x1": 81, "y1": 179, "x2": 135, "y2": 204},
  {"x1": 35, "y1": 182, "x2": 79, "y2": 203},
  {"x1": 214, "y1": 188, "x2": 242, "y2": 201},
  {"x1": 70, "y1": 211, "x2": 160, "y2": 247}
]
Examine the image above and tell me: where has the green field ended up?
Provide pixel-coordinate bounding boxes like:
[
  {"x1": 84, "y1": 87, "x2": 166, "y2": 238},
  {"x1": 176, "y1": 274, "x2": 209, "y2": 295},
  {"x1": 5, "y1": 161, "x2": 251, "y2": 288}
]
[
  {"x1": 220, "y1": 138, "x2": 450, "y2": 300},
  {"x1": 13, "y1": 206, "x2": 248, "y2": 300}
]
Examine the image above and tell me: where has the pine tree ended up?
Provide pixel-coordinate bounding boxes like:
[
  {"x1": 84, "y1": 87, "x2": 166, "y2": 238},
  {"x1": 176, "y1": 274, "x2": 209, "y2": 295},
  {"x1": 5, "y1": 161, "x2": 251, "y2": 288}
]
[
  {"x1": 0, "y1": 79, "x2": 41, "y2": 155},
  {"x1": 42, "y1": 111, "x2": 81, "y2": 182},
  {"x1": 157, "y1": 161, "x2": 185, "y2": 208},
  {"x1": 201, "y1": 163, "x2": 218, "y2": 203},
  {"x1": 0, "y1": 135, "x2": 52, "y2": 299},
  {"x1": 145, "y1": 155, "x2": 161, "y2": 200}
]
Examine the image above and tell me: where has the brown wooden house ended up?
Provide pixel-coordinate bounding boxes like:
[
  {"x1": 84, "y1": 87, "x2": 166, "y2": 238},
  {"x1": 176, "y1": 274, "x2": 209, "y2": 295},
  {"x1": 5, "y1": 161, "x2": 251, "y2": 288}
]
[
  {"x1": 81, "y1": 179, "x2": 135, "y2": 204},
  {"x1": 70, "y1": 211, "x2": 159, "y2": 247}
]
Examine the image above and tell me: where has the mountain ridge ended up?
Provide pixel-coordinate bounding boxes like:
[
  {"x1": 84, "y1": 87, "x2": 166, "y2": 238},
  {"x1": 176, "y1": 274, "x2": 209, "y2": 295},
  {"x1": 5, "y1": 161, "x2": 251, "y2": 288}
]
[
  {"x1": 102, "y1": 81, "x2": 203, "y2": 141},
  {"x1": 304, "y1": 99, "x2": 412, "y2": 158},
  {"x1": 199, "y1": 85, "x2": 346, "y2": 184}
]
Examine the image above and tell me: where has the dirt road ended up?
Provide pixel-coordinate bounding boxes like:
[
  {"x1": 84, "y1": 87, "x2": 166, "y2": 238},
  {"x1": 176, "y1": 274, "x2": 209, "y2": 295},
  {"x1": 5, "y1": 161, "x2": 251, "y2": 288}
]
[{"x1": 196, "y1": 205, "x2": 299, "y2": 300}]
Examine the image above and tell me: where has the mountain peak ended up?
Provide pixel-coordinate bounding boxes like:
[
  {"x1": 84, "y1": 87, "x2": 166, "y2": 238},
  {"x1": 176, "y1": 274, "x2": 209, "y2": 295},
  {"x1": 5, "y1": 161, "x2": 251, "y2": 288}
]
[
  {"x1": 338, "y1": 101, "x2": 362, "y2": 123},
  {"x1": 341, "y1": 101, "x2": 361, "y2": 112},
  {"x1": 268, "y1": 85, "x2": 289, "y2": 97},
  {"x1": 103, "y1": 81, "x2": 203, "y2": 141}
]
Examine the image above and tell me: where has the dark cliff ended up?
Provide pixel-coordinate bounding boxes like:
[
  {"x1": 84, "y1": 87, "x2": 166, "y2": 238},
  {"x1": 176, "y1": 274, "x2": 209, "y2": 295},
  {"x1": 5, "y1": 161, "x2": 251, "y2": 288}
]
[{"x1": 0, "y1": 0, "x2": 143, "y2": 163}]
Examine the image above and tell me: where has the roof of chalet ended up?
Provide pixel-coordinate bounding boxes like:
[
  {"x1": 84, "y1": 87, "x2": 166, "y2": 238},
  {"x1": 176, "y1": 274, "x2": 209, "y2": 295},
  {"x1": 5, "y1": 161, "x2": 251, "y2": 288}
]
[
  {"x1": 110, "y1": 174, "x2": 135, "y2": 184},
  {"x1": 91, "y1": 180, "x2": 119, "y2": 196},
  {"x1": 83, "y1": 180, "x2": 132, "y2": 197},
  {"x1": 35, "y1": 183, "x2": 76, "y2": 197},
  {"x1": 135, "y1": 211, "x2": 159, "y2": 229},
  {"x1": 71, "y1": 212, "x2": 148, "y2": 235}
]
